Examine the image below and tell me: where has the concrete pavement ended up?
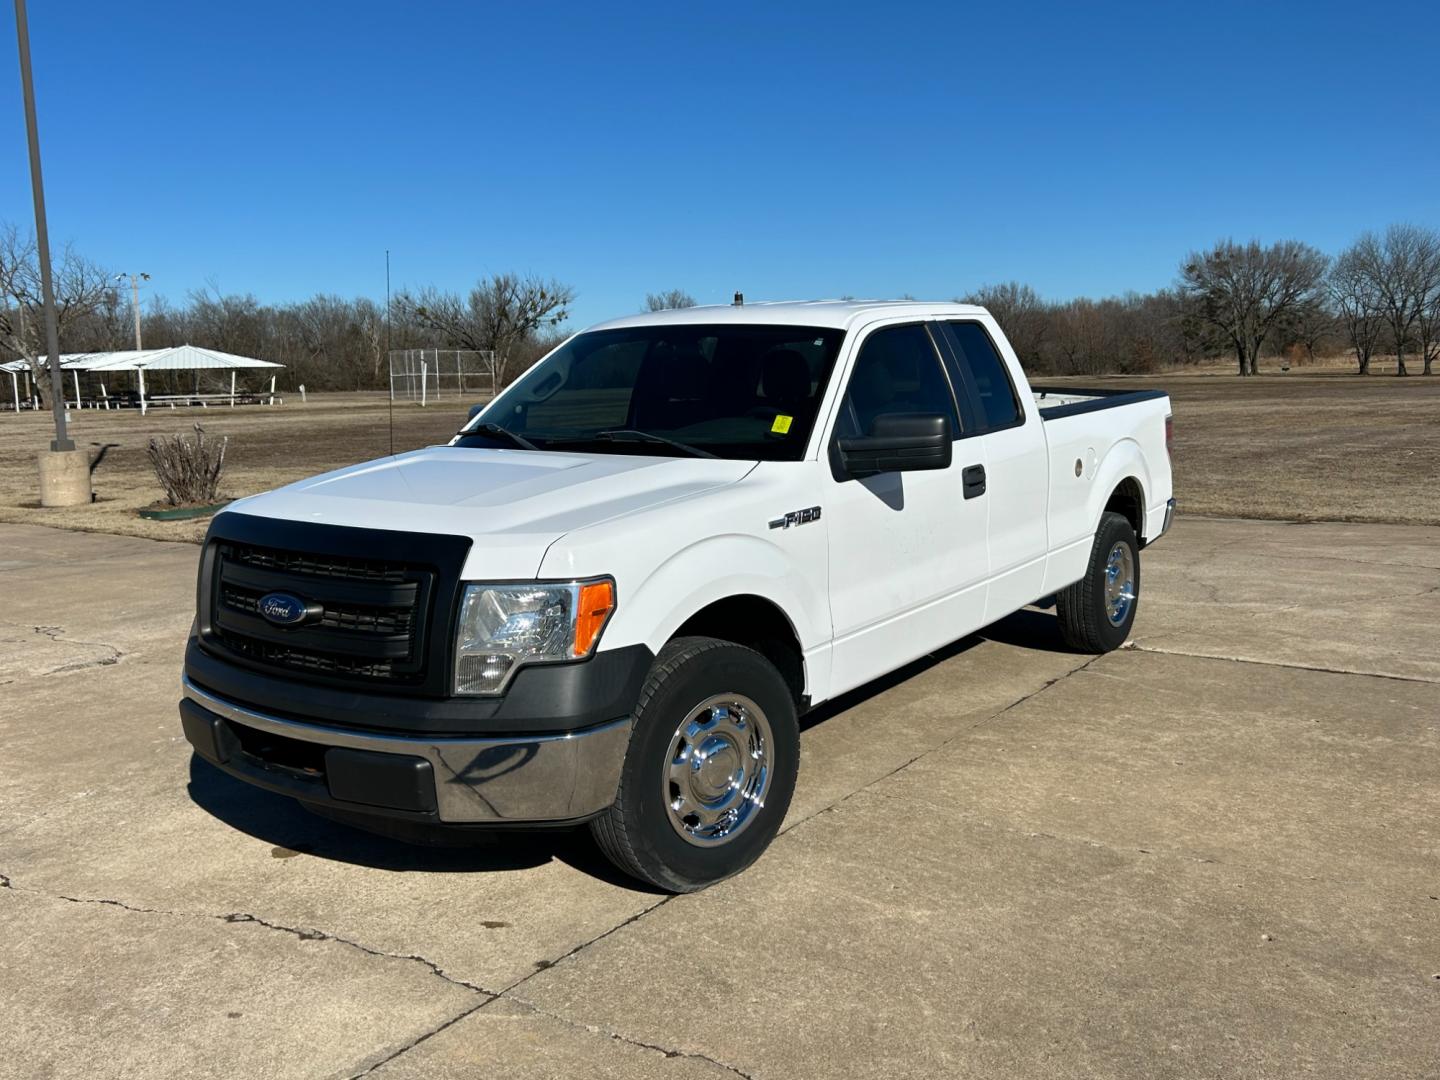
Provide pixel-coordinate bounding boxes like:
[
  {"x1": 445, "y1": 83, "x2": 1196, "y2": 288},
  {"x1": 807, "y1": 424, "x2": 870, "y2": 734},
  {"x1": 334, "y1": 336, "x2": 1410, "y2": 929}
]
[{"x1": 1, "y1": 517, "x2": 1436, "y2": 1079}]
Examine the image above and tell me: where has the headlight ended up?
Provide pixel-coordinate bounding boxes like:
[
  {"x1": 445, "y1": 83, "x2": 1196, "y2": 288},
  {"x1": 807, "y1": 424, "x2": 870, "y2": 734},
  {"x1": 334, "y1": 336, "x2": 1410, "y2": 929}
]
[{"x1": 453, "y1": 579, "x2": 616, "y2": 695}]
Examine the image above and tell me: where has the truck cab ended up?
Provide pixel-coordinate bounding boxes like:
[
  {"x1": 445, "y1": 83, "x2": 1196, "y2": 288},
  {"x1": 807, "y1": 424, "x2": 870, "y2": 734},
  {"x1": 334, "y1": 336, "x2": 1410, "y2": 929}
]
[{"x1": 180, "y1": 301, "x2": 1174, "y2": 891}]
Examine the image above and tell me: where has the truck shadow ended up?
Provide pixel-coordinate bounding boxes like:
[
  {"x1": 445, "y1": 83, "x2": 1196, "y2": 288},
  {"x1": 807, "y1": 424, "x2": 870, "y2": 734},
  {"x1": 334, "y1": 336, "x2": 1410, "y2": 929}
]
[
  {"x1": 798, "y1": 605, "x2": 1071, "y2": 732},
  {"x1": 185, "y1": 756, "x2": 660, "y2": 891}
]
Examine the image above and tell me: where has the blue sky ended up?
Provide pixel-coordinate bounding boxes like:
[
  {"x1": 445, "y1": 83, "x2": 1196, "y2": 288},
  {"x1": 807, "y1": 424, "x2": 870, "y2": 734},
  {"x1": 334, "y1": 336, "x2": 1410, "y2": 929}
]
[{"x1": 2, "y1": 0, "x2": 1437, "y2": 328}]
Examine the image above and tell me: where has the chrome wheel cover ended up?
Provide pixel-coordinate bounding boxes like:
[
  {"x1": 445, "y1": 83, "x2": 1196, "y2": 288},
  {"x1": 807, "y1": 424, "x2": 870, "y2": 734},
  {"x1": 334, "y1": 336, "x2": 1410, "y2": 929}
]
[
  {"x1": 1104, "y1": 541, "x2": 1136, "y2": 626},
  {"x1": 663, "y1": 693, "x2": 772, "y2": 847}
]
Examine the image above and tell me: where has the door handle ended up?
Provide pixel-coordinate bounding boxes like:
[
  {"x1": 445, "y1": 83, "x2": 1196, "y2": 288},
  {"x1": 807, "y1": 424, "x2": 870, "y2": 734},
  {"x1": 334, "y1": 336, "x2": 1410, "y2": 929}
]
[{"x1": 962, "y1": 464, "x2": 986, "y2": 499}]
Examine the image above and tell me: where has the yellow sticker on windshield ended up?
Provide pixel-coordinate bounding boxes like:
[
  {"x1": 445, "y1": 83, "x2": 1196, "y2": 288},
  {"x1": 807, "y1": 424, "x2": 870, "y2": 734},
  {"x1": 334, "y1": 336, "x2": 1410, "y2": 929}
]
[{"x1": 771, "y1": 414, "x2": 793, "y2": 435}]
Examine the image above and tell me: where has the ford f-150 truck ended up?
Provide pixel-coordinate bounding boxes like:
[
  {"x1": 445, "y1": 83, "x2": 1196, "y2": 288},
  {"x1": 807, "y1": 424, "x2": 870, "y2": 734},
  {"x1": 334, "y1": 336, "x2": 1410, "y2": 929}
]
[{"x1": 180, "y1": 301, "x2": 1174, "y2": 891}]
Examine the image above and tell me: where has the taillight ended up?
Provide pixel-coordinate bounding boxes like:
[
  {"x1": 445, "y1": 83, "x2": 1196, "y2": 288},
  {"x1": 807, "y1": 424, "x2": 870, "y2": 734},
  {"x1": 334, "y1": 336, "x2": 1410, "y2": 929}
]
[{"x1": 1165, "y1": 415, "x2": 1174, "y2": 459}]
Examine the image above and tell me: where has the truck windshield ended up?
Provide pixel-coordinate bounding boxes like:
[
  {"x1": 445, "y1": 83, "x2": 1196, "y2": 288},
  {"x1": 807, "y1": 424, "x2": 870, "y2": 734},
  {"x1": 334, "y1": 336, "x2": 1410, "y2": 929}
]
[{"x1": 456, "y1": 323, "x2": 846, "y2": 461}]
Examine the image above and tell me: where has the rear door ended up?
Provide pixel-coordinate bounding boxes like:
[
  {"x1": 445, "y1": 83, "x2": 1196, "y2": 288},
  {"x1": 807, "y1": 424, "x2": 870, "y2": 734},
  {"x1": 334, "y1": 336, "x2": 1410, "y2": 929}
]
[
  {"x1": 822, "y1": 320, "x2": 991, "y2": 697},
  {"x1": 934, "y1": 319, "x2": 1050, "y2": 621}
]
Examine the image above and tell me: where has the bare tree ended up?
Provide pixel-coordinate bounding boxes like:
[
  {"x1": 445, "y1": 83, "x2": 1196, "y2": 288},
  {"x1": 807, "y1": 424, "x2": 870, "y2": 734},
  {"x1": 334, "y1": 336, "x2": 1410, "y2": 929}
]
[
  {"x1": 1049, "y1": 298, "x2": 1114, "y2": 375},
  {"x1": 1329, "y1": 245, "x2": 1387, "y2": 375},
  {"x1": 1177, "y1": 239, "x2": 1329, "y2": 376},
  {"x1": 960, "y1": 282, "x2": 1048, "y2": 369},
  {"x1": 1345, "y1": 225, "x2": 1440, "y2": 376},
  {"x1": 1423, "y1": 287, "x2": 1440, "y2": 376},
  {"x1": 645, "y1": 289, "x2": 697, "y2": 311},
  {"x1": 397, "y1": 273, "x2": 574, "y2": 384},
  {"x1": 0, "y1": 224, "x2": 111, "y2": 403},
  {"x1": 1411, "y1": 233, "x2": 1440, "y2": 376},
  {"x1": 1275, "y1": 298, "x2": 1337, "y2": 365}
]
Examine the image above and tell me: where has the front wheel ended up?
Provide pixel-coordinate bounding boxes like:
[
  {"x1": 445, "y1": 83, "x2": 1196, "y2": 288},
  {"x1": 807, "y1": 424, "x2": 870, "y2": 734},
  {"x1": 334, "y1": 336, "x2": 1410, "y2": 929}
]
[
  {"x1": 1056, "y1": 511, "x2": 1140, "y2": 653},
  {"x1": 590, "y1": 636, "x2": 799, "y2": 892}
]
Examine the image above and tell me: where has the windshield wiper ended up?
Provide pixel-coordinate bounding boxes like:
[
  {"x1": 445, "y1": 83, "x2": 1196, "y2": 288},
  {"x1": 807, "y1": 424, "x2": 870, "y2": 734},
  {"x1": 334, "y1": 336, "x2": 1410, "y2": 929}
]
[
  {"x1": 456, "y1": 422, "x2": 539, "y2": 451},
  {"x1": 594, "y1": 429, "x2": 717, "y2": 459}
]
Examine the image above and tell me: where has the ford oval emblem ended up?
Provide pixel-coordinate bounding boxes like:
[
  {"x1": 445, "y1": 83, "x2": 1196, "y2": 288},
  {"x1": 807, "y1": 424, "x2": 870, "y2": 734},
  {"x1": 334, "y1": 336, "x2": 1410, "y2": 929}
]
[{"x1": 258, "y1": 592, "x2": 310, "y2": 626}]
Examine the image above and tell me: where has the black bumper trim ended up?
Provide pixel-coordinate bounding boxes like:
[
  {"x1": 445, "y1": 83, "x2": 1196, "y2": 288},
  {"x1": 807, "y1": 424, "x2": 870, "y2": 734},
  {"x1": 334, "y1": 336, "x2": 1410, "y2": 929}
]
[
  {"x1": 184, "y1": 637, "x2": 654, "y2": 737},
  {"x1": 183, "y1": 698, "x2": 438, "y2": 815}
]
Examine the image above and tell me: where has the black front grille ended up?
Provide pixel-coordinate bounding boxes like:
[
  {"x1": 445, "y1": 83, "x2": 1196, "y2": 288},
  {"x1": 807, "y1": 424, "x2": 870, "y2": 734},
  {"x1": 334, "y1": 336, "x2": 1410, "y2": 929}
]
[
  {"x1": 207, "y1": 539, "x2": 435, "y2": 687},
  {"x1": 224, "y1": 542, "x2": 412, "y2": 583},
  {"x1": 217, "y1": 627, "x2": 403, "y2": 680}
]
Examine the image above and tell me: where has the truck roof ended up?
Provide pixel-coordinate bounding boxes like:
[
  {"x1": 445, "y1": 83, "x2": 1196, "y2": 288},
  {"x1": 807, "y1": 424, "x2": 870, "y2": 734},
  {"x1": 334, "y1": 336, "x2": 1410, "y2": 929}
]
[{"x1": 588, "y1": 300, "x2": 990, "y2": 333}]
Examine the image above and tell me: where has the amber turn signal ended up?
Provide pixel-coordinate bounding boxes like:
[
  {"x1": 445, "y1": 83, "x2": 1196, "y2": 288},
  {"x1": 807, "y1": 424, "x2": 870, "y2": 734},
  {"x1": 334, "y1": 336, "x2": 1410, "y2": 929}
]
[{"x1": 573, "y1": 580, "x2": 616, "y2": 657}]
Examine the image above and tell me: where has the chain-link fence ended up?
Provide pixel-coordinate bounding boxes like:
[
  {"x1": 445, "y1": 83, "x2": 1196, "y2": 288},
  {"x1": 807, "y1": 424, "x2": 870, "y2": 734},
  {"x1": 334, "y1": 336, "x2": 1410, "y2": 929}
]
[{"x1": 387, "y1": 349, "x2": 496, "y2": 405}]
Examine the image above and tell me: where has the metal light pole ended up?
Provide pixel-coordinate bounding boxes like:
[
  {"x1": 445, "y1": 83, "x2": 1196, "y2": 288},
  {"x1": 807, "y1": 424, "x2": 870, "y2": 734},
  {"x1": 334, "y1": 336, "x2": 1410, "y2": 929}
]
[
  {"x1": 16, "y1": 0, "x2": 90, "y2": 506},
  {"x1": 13, "y1": 0, "x2": 71, "y2": 452}
]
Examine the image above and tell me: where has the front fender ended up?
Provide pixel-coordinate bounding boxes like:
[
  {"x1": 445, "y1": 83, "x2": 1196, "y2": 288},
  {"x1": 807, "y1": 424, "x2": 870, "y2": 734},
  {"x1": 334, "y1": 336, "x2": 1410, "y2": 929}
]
[{"x1": 604, "y1": 531, "x2": 828, "y2": 662}]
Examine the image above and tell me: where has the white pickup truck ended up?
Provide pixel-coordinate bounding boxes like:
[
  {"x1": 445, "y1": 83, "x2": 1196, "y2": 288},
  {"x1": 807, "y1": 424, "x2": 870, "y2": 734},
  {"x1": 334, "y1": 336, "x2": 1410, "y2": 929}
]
[{"x1": 180, "y1": 301, "x2": 1174, "y2": 891}]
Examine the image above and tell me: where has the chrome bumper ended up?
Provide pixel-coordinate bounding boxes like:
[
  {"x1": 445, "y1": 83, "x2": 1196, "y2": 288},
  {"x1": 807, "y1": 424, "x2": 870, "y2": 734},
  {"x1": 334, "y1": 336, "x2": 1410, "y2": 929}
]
[
  {"x1": 181, "y1": 676, "x2": 631, "y2": 823},
  {"x1": 1160, "y1": 497, "x2": 1177, "y2": 537}
]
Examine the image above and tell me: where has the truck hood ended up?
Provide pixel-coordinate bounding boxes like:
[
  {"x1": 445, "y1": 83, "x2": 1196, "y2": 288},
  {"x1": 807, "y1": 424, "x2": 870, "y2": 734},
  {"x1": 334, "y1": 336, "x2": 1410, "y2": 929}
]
[{"x1": 222, "y1": 446, "x2": 757, "y2": 579}]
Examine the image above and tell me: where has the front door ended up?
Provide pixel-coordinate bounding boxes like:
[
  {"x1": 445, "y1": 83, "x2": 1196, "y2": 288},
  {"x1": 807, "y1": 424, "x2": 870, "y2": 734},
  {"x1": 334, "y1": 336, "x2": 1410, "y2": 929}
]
[{"x1": 824, "y1": 321, "x2": 991, "y2": 697}]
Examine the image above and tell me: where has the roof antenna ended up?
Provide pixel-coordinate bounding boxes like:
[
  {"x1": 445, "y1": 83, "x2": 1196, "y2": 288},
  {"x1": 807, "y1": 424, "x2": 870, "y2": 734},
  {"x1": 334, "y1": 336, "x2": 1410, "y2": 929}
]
[
  {"x1": 732, "y1": 291, "x2": 744, "y2": 306},
  {"x1": 386, "y1": 249, "x2": 394, "y2": 456}
]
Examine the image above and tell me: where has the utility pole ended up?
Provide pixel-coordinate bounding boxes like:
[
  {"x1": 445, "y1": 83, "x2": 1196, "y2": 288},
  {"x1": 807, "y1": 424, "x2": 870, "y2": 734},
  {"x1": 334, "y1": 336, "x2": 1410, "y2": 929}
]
[
  {"x1": 15, "y1": 0, "x2": 90, "y2": 505},
  {"x1": 13, "y1": 0, "x2": 69, "y2": 451},
  {"x1": 118, "y1": 272, "x2": 149, "y2": 349}
]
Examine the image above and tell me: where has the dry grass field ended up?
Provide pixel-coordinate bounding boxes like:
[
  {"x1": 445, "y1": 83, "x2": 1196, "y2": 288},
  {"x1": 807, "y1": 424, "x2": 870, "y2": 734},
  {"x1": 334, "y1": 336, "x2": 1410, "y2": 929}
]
[{"x1": 0, "y1": 368, "x2": 1436, "y2": 544}]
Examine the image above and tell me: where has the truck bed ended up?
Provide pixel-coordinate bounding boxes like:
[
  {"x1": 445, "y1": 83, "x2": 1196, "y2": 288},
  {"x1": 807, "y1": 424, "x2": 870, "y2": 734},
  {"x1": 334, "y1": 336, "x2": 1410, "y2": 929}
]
[{"x1": 1031, "y1": 385, "x2": 1168, "y2": 420}]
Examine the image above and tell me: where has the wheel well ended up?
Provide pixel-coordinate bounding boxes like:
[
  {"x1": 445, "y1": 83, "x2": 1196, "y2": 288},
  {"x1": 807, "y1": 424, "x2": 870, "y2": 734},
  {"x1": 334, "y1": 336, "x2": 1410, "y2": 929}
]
[
  {"x1": 1105, "y1": 477, "x2": 1146, "y2": 541},
  {"x1": 672, "y1": 595, "x2": 806, "y2": 707}
]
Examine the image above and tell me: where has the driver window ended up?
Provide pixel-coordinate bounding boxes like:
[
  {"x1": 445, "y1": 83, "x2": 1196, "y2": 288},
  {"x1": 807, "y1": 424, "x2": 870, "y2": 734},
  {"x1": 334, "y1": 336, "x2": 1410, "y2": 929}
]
[{"x1": 835, "y1": 323, "x2": 960, "y2": 440}]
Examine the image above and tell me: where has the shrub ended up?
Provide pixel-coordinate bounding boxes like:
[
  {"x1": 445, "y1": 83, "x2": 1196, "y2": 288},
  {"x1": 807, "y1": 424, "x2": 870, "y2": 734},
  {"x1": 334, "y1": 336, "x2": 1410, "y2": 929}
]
[{"x1": 147, "y1": 424, "x2": 228, "y2": 506}]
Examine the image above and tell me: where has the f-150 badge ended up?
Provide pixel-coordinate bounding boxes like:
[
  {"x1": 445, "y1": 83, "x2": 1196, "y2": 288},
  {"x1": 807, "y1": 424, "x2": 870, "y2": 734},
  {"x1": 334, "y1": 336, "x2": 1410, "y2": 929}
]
[{"x1": 769, "y1": 506, "x2": 822, "y2": 530}]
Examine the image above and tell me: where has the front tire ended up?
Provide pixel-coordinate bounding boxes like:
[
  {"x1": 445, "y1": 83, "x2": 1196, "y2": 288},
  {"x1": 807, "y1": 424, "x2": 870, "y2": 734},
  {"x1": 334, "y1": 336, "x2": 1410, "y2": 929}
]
[
  {"x1": 1056, "y1": 511, "x2": 1140, "y2": 653},
  {"x1": 590, "y1": 636, "x2": 799, "y2": 892}
]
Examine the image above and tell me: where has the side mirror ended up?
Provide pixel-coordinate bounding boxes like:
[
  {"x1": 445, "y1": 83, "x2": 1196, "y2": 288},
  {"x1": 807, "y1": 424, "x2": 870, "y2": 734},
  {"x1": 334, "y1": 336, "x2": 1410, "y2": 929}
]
[
  {"x1": 467, "y1": 402, "x2": 486, "y2": 422},
  {"x1": 837, "y1": 412, "x2": 952, "y2": 478}
]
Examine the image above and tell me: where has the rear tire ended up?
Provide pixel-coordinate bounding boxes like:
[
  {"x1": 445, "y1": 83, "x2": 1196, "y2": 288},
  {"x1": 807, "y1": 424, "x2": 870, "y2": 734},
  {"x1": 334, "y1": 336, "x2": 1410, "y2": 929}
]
[
  {"x1": 590, "y1": 636, "x2": 799, "y2": 892},
  {"x1": 1056, "y1": 511, "x2": 1140, "y2": 653}
]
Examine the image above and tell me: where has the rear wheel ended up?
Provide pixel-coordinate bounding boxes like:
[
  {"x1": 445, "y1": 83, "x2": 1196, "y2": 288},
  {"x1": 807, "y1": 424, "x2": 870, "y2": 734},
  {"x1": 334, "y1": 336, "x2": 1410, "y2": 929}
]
[
  {"x1": 1056, "y1": 511, "x2": 1140, "y2": 653},
  {"x1": 590, "y1": 636, "x2": 799, "y2": 892}
]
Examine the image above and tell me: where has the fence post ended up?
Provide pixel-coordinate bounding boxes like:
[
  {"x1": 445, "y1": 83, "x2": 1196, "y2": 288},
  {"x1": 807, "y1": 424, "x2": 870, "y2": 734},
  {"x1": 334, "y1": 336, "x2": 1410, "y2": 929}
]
[{"x1": 420, "y1": 360, "x2": 428, "y2": 407}]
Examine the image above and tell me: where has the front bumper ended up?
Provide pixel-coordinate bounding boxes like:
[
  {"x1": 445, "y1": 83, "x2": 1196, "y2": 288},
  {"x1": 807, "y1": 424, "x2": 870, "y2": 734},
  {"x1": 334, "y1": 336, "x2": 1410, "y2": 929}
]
[{"x1": 180, "y1": 676, "x2": 631, "y2": 825}]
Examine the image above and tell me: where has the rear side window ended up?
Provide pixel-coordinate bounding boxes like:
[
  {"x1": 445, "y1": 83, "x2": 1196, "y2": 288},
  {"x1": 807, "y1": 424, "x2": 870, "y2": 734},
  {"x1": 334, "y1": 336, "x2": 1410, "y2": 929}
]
[
  {"x1": 941, "y1": 321, "x2": 1023, "y2": 431},
  {"x1": 834, "y1": 323, "x2": 960, "y2": 440}
]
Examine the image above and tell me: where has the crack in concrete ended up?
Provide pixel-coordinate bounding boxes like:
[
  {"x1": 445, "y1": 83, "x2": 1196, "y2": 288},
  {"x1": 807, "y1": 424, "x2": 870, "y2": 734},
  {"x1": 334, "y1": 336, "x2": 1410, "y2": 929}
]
[
  {"x1": 23, "y1": 624, "x2": 126, "y2": 674},
  {"x1": 499, "y1": 895, "x2": 677, "y2": 995},
  {"x1": 346, "y1": 997, "x2": 495, "y2": 1078},
  {"x1": 502, "y1": 995, "x2": 757, "y2": 1079},
  {"x1": 0, "y1": 872, "x2": 495, "y2": 997},
  {"x1": 2, "y1": 866, "x2": 725, "y2": 1079},
  {"x1": 343, "y1": 897, "x2": 690, "y2": 1079},
  {"x1": 1120, "y1": 642, "x2": 1439, "y2": 685},
  {"x1": 219, "y1": 913, "x2": 496, "y2": 996}
]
